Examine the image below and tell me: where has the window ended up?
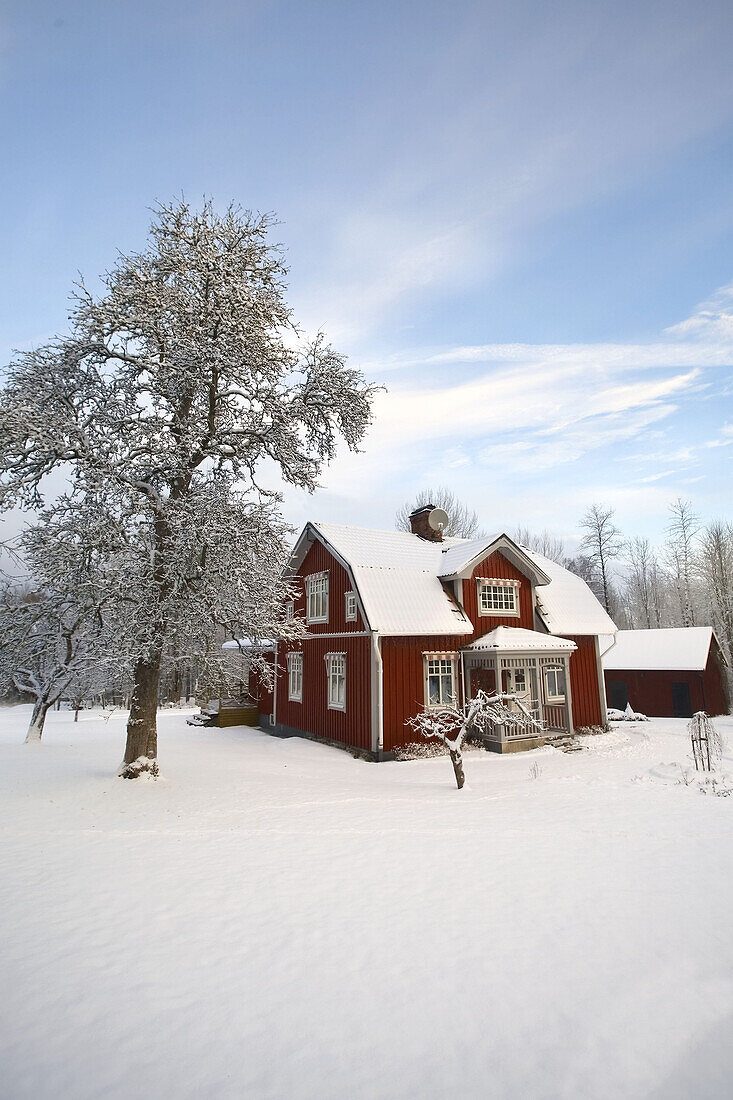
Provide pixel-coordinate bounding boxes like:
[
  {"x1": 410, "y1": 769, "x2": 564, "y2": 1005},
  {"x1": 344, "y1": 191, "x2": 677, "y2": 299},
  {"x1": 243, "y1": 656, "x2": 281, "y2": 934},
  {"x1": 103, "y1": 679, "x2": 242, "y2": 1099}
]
[
  {"x1": 477, "y1": 578, "x2": 520, "y2": 616},
  {"x1": 345, "y1": 591, "x2": 357, "y2": 622},
  {"x1": 306, "y1": 571, "x2": 329, "y2": 623},
  {"x1": 287, "y1": 652, "x2": 303, "y2": 702},
  {"x1": 544, "y1": 665, "x2": 566, "y2": 702},
  {"x1": 285, "y1": 600, "x2": 294, "y2": 622},
  {"x1": 325, "y1": 653, "x2": 346, "y2": 710},
  {"x1": 425, "y1": 654, "x2": 457, "y2": 707}
]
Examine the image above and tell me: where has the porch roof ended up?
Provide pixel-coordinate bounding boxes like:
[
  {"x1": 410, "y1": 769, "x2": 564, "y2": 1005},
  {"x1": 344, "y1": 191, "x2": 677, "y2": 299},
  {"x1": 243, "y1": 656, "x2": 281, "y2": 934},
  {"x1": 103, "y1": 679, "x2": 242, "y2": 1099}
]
[{"x1": 462, "y1": 626, "x2": 577, "y2": 653}]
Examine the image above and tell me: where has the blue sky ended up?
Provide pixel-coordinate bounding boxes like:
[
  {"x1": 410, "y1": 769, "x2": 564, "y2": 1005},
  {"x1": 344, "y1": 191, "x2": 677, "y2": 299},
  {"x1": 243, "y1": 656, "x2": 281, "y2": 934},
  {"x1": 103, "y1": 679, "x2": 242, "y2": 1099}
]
[{"x1": 1, "y1": 0, "x2": 732, "y2": 547}]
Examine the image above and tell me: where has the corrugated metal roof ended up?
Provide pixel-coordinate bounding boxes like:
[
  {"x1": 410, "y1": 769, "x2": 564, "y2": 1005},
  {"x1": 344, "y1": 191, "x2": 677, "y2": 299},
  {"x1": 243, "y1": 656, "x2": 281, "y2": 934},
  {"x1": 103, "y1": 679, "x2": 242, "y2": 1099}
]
[
  {"x1": 602, "y1": 627, "x2": 715, "y2": 671},
  {"x1": 464, "y1": 626, "x2": 576, "y2": 652},
  {"x1": 522, "y1": 547, "x2": 618, "y2": 636}
]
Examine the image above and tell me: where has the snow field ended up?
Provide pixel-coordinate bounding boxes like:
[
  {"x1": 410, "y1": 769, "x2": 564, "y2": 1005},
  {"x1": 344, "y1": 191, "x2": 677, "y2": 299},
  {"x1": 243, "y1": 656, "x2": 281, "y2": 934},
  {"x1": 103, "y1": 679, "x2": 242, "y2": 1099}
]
[{"x1": 1, "y1": 706, "x2": 733, "y2": 1099}]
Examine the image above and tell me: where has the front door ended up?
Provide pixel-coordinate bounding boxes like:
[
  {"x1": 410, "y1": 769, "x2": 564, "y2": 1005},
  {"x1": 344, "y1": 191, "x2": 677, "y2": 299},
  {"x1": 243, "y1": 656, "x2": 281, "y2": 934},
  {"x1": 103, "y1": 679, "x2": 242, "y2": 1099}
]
[{"x1": 503, "y1": 667, "x2": 532, "y2": 707}]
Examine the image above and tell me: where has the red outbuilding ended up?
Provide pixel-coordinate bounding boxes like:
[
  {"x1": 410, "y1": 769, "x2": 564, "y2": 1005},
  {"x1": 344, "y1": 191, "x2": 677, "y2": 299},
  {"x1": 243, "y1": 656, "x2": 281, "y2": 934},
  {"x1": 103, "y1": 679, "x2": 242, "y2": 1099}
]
[
  {"x1": 249, "y1": 505, "x2": 617, "y2": 758},
  {"x1": 603, "y1": 627, "x2": 730, "y2": 718}
]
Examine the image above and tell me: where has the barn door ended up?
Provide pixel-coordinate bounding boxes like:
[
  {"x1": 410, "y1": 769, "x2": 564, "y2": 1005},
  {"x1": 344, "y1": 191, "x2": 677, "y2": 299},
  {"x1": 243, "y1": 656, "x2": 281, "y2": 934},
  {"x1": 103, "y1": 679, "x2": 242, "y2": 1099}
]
[
  {"x1": 671, "y1": 681, "x2": 692, "y2": 718},
  {"x1": 607, "y1": 680, "x2": 628, "y2": 711}
]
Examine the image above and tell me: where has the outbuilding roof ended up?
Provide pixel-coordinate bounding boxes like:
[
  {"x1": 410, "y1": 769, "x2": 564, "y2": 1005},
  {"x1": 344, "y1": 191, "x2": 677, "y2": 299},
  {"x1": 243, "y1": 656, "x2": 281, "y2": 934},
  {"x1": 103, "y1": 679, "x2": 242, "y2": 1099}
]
[
  {"x1": 602, "y1": 627, "x2": 720, "y2": 671},
  {"x1": 286, "y1": 522, "x2": 615, "y2": 640}
]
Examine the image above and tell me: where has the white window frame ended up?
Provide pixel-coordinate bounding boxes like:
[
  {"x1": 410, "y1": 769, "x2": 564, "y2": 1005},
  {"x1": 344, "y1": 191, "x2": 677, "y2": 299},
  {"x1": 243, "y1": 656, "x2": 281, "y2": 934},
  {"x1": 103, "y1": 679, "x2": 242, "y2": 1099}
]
[
  {"x1": 477, "y1": 578, "x2": 520, "y2": 617},
  {"x1": 287, "y1": 651, "x2": 303, "y2": 702},
  {"x1": 544, "y1": 664, "x2": 566, "y2": 703},
  {"x1": 325, "y1": 652, "x2": 346, "y2": 711},
  {"x1": 345, "y1": 591, "x2": 357, "y2": 622},
  {"x1": 423, "y1": 652, "x2": 458, "y2": 708},
  {"x1": 305, "y1": 571, "x2": 329, "y2": 624},
  {"x1": 285, "y1": 600, "x2": 294, "y2": 622}
]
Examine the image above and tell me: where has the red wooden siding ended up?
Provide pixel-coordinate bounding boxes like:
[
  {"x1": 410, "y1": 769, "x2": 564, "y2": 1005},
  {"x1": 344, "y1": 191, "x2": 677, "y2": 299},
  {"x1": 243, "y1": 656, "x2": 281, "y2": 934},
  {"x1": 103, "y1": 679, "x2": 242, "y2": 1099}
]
[
  {"x1": 295, "y1": 540, "x2": 365, "y2": 633},
  {"x1": 567, "y1": 635, "x2": 603, "y2": 728},
  {"x1": 461, "y1": 551, "x2": 535, "y2": 636},
  {"x1": 382, "y1": 634, "x2": 466, "y2": 752},
  {"x1": 604, "y1": 649, "x2": 729, "y2": 718},
  {"x1": 276, "y1": 634, "x2": 372, "y2": 751}
]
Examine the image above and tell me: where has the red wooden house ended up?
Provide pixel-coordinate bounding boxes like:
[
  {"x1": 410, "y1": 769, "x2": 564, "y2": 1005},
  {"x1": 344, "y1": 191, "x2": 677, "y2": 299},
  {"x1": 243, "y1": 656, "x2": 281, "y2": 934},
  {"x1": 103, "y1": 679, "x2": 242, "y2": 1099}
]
[
  {"x1": 603, "y1": 627, "x2": 729, "y2": 717},
  {"x1": 256, "y1": 505, "x2": 617, "y2": 757}
]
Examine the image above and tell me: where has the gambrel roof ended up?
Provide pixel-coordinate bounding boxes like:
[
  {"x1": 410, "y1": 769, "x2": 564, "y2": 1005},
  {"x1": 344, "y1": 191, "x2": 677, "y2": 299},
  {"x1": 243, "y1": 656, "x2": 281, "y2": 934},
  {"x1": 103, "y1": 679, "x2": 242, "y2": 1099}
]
[
  {"x1": 602, "y1": 627, "x2": 724, "y2": 671},
  {"x1": 286, "y1": 522, "x2": 616, "y2": 639}
]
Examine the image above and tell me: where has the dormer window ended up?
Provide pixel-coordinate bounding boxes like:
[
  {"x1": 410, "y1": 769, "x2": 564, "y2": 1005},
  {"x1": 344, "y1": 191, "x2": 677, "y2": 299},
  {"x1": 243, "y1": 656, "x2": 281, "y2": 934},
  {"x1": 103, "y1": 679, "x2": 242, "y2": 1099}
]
[
  {"x1": 345, "y1": 591, "x2": 357, "y2": 622},
  {"x1": 306, "y1": 571, "x2": 329, "y2": 623},
  {"x1": 477, "y1": 578, "x2": 520, "y2": 617}
]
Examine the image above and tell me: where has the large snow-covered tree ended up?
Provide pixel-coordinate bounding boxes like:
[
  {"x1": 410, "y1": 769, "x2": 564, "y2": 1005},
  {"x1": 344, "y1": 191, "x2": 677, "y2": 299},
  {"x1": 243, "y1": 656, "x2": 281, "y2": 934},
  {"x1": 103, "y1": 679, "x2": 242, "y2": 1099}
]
[{"x1": 0, "y1": 199, "x2": 376, "y2": 776}]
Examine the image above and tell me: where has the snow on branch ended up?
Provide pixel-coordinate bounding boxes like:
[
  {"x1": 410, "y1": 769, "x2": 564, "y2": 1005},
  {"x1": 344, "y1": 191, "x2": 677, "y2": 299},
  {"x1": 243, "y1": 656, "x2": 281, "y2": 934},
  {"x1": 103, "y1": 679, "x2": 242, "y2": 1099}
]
[{"x1": 407, "y1": 690, "x2": 544, "y2": 789}]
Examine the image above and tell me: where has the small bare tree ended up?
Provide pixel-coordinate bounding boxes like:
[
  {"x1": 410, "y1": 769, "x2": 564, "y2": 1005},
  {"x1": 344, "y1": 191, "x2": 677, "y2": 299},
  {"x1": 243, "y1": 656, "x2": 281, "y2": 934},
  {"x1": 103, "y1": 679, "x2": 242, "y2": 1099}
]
[
  {"x1": 579, "y1": 504, "x2": 623, "y2": 614},
  {"x1": 665, "y1": 498, "x2": 699, "y2": 627},
  {"x1": 696, "y1": 521, "x2": 733, "y2": 671},
  {"x1": 407, "y1": 690, "x2": 544, "y2": 789},
  {"x1": 396, "y1": 487, "x2": 484, "y2": 539}
]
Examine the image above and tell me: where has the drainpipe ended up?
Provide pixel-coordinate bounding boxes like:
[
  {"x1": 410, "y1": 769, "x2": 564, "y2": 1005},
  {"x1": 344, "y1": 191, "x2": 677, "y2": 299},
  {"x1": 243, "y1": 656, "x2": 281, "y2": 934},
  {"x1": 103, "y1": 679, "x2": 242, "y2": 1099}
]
[
  {"x1": 595, "y1": 634, "x2": 615, "y2": 727},
  {"x1": 371, "y1": 631, "x2": 383, "y2": 758},
  {"x1": 271, "y1": 643, "x2": 278, "y2": 729}
]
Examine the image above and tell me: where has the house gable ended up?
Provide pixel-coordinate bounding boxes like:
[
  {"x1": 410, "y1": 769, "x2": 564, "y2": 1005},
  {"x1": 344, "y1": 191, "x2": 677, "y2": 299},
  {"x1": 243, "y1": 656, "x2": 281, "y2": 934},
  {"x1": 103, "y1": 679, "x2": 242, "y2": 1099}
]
[
  {"x1": 290, "y1": 532, "x2": 367, "y2": 634},
  {"x1": 461, "y1": 549, "x2": 537, "y2": 635}
]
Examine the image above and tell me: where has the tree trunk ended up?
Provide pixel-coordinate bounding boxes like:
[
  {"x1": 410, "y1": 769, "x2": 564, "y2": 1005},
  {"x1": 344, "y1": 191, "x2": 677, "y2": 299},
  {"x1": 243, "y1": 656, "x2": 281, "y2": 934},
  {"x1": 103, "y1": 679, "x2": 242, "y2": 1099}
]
[
  {"x1": 25, "y1": 697, "x2": 51, "y2": 743},
  {"x1": 449, "y1": 748, "x2": 465, "y2": 789},
  {"x1": 120, "y1": 650, "x2": 162, "y2": 778}
]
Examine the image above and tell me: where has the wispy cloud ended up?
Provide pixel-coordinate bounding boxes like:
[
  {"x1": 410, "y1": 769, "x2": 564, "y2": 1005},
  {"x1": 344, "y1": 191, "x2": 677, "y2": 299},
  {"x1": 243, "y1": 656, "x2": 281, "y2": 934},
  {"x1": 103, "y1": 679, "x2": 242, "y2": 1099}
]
[{"x1": 291, "y1": 281, "x2": 732, "y2": 536}]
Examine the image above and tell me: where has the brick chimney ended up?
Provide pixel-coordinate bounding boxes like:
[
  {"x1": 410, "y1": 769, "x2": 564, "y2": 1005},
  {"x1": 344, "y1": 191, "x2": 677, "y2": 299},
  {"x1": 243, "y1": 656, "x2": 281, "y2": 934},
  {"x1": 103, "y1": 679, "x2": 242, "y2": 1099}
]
[{"x1": 409, "y1": 504, "x2": 443, "y2": 542}]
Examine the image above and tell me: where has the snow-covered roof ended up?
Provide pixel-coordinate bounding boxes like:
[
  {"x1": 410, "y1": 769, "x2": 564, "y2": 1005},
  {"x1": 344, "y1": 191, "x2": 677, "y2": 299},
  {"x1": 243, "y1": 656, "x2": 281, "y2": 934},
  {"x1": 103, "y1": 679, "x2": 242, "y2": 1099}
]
[
  {"x1": 438, "y1": 534, "x2": 551, "y2": 584},
  {"x1": 602, "y1": 627, "x2": 719, "y2": 671},
  {"x1": 222, "y1": 639, "x2": 276, "y2": 652},
  {"x1": 286, "y1": 522, "x2": 616, "y2": 639},
  {"x1": 521, "y1": 547, "x2": 618, "y2": 637},
  {"x1": 439, "y1": 535, "x2": 501, "y2": 577},
  {"x1": 463, "y1": 627, "x2": 577, "y2": 652},
  {"x1": 312, "y1": 523, "x2": 473, "y2": 636}
]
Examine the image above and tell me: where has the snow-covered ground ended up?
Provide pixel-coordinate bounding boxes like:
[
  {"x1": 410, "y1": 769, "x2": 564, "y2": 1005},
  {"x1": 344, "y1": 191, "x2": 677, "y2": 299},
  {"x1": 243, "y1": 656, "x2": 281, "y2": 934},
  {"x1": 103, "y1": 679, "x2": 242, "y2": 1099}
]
[{"x1": 2, "y1": 707, "x2": 733, "y2": 1100}]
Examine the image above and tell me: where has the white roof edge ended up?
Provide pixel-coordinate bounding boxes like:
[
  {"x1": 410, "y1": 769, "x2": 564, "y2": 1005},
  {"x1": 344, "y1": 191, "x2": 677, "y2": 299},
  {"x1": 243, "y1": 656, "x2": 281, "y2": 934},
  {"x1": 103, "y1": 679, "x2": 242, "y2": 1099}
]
[{"x1": 439, "y1": 532, "x2": 552, "y2": 585}]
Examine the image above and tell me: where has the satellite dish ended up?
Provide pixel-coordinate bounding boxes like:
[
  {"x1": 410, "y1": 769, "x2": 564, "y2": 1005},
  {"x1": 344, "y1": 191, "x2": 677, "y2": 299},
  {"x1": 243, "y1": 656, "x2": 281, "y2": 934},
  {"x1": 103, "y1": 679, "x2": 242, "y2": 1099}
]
[{"x1": 428, "y1": 507, "x2": 449, "y2": 532}]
